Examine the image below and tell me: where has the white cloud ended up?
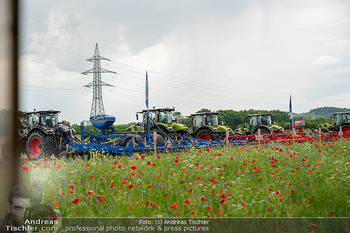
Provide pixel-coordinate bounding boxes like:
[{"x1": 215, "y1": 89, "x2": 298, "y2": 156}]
[{"x1": 311, "y1": 56, "x2": 340, "y2": 67}]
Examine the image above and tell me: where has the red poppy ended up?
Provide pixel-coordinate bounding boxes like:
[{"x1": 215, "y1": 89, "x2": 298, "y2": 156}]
[
  {"x1": 205, "y1": 148, "x2": 210, "y2": 152},
  {"x1": 69, "y1": 185, "x2": 74, "y2": 189},
  {"x1": 275, "y1": 191, "x2": 280, "y2": 196},
  {"x1": 243, "y1": 162, "x2": 247, "y2": 166},
  {"x1": 279, "y1": 197, "x2": 284, "y2": 202},
  {"x1": 128, "y1": 184, "x2": 134, "y2": 189},
  {"x1": 109, "y1": 184, "x2": 114, "y2": 189},
  {"x1": 89, "y1": 175, "x2": 94, "y2": 179},
  {"x1": 128, "y1": 205, "x2": 133, "y2": 209},
  {"x1": 164, "y1": 193, "x2": 168, "y2": 197},
  {"x1": 113, "y1": 160, "x2": 118, "y2": 164},
  {"x1": 311, "y1": 224, "x2": 316, "y2": 229},
  {"x1": 97, "y1": 196, "x2": 105, "y2": 203},
  {"x1": 308, "y1": 197, "x2": 311, "y2": 202},
  {"x1": 196, "y1": 176, "x2": 201, "y2": 181},
  {"x1": 170, "y1": 203, "x2": 177, "y2": 209},
  {"x1": 130, "y1": 166, "x2": 137, "y2": 170},
  {"x1": 184, "y1": 199, "x2": 190, "y2": 204},
  {"x1": 191, "y1": 212, "x2": 195, "y2": 215},
  {"x1": 220, "y1": 199, "x2": 226, "y2": 205},
  {"x1": 290, "y1": 190, "x2": 294, "y2": 194},
  {"x1": 29, "y1": 155, "x2": 34, "y2": 159},
  {"x1": 194, "y1": 163, "x2": 199, "y2": 167},
  {"x1": 201, "y1": 197, "x2": 205, "y2": 202},
  {"x1": 87, "y1": 190, "x2": 93, "y2": 196},
  {"x1": 328, "y1": 211, "x2": 335, "y2": 217},
  {"x1": 21, "y1": 165, "x2": 29, "y2": 172},
  {"x1": 147, "y1": 185, "x2": 152, "y2": 188},
  {"x1": 241, "y1": 202, "x2": 245, "y2": 207},
  {"x1": 100, "y1": 177, "x2": 104, "y2": 182},
  {"x1": 147, "y1": 161, "x2": 151, "y2": 165},
  {"x1": 152, "y1": 163, "x2": 156, "y2": 167},
  {"x1": 85, "y1": 163, "x2": 89, "y2": 167},
  {"x1": 53, "y1": 202, "x2": 58, "y2": 207},
  {"x1": 59, "y1": 191, "x2": 65, "y2": 197},
  {"x1": 71, "y1": 198, "x2": 79, "y2": 205}
]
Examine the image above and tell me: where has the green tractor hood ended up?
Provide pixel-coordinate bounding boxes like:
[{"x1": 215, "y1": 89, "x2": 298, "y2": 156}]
[
  {"x1": 170, "y1": 122, "x2": 189, "y2": 131},
  {"x1": 216, "y1": 125, "x2": 231, "y2": 133}
]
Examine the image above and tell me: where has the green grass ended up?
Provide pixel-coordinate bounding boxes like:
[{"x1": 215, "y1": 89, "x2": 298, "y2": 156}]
[{"x1": 18, "y1": 139, "x2": 350, "y2": 218}]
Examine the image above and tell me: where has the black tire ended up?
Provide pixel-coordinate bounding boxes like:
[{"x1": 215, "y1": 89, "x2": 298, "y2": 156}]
[
  {"x1": 122, "y1": 134, "x2": 143, "y2": 147},
  {"x1": 58, "y1": 151, "x2": 67, "y2": 159},
  {"x1": 152, "y1": 134, "x2": 165, "y2": 145},
  {"x1": 253, "y1": 127, "x2": 270, "y2": 135},
  {"x1": 195, "y1": 127, "x2": 217, "y2": 140},
  {"x1": 151, "y1": 126, "x2": 175, "y2": 140},
  {"x1": 26, "y1": 131, "x2": 57, "y2": 159}
]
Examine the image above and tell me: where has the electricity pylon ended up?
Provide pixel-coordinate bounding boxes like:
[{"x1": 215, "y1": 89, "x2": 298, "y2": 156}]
[{"x1": 81, "y1": 43, "x2": 117, "y2": 117}]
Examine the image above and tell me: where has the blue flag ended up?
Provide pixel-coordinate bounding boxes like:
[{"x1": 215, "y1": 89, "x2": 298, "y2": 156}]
[
  {"x1": 289, "y1": 95, "x2": 293, "y2": 128},
  {"x1": 145, "y1": 71, "x2": 149, "y2": 108}
]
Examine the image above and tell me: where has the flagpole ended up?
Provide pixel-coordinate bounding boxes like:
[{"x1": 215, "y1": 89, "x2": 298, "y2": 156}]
[{"x1": 146, "y1": 71, "x2": 150, "y2": 141}]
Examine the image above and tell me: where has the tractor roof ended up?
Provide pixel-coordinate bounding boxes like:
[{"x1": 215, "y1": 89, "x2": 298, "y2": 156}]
[
  {"x1": 332, "y1": 112, "x2": 350, "y2": 115},
  {"x1": 140, "y1": 107, "x2": 175, "y2": 113},
  {"x1": 25, "y1": 110, "x2": 61, "y2": 115},
  {"x1": 247, "y1": 113, "x2": 272, "y2": 117},
  {"x1": 190, "y1": 111, "x2": 219, "y2": 117}
]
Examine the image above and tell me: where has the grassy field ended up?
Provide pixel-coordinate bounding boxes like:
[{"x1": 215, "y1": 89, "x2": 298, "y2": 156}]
[{"x1": 18, "y1": 139, "x2": 350, "y2": 218}]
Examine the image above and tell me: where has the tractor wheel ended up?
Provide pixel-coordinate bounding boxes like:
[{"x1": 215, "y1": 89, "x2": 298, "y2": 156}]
[
  {"x1": 152, "y1": 134, "x2": 165, "y2": 145},
  {"x1": 151, "y1": 127, "x2": 172, "y2": 140},
  {"x1": 253, "y1": 127, "x2": 270, "y2": 135},
  {"x1": 195, "y1": 128, "x2": 216, "y2": 140},
  {"x1": 26, "y1": 131, "x2": 57, "y2": 159},
  {"x1": 122, "y1": 135, "x2": 143, "y2": 147},
  {"x1": 341, "y1": 125, "x2": 350, "y2": 138}
]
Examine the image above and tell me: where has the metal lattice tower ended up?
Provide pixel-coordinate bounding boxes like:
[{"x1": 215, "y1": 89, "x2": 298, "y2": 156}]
[{"x1": 81, "y1": 43, "x2": 117, "y2": 117}]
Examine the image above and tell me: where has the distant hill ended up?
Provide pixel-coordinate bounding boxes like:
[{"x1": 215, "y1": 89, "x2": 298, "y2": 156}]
[{"x1": 294, "y1": 107, "x2": 350, "y2": 119}]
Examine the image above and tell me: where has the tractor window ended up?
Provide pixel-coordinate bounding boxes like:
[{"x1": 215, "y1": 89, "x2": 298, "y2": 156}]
[
  {"x1": 262, "y1": 116, "x2": 272, "y2": 126},
  {"x1": 206, "y1": 115, "x2": 218, "y2": 126},
  {"x1": 334, "y1": 114, "x2": 343, "y2": 125},
  {"x1": 159, "y1": 111, "x2": 172, "y2": 125},
  {"x1": 194, "y1": 115, "x2": 205, "y2": 128},
  {"x1": 148, "y1": 112, "x2": 157, "y2": 123},
  {"x1": 250, "y1": 116, "x2": 258, "y2": 127},
  {"x1": 28, "y1": 113, "x2": 40, "y2": 129},
  {"x1": 40, "y1": 113, "x2": 58, "y2": 127}
]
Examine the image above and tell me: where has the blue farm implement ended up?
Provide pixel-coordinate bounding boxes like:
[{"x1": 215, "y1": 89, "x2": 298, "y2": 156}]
[{"x1": 59, "y1": 114, "x2": 245, "y2": 157}]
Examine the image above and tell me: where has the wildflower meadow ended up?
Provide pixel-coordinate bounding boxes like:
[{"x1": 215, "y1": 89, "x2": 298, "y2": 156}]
[{"x1": 19, "y1": 139, "x2": 350, "y2": 218}]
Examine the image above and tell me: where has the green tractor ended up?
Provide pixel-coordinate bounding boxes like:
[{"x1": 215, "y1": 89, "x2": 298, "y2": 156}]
[
  {"x1": 18, "y1": 110, "x2": 79, "y2": 159},
  {"x1": 235, "y1": 113, "x2": 283, "y2": 136},
  {"x1": 127, "y1": 107, "x2": 190, "y2": 141},
  {"x1": 317, "y1": 112, "x2": 350, "y2": 137},
  {"x1": 190, "y1": 112, "x2": 231, "y2": 140}
]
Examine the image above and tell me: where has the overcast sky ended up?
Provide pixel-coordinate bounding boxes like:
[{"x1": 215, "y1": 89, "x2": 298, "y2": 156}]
[{"x1": 5, "y1": 0, "x2": 350, "y2": 124}]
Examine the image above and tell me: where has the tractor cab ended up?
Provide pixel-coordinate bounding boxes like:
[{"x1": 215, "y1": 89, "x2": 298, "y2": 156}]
[
  {"x1": 26, "y1": 111, "x2": 60, "y2": 130},
  {"x1": 247, "y1": 113, "x2": 272, "y2": 133},
  {"x1": 192, "y1": 112, "x2": 220, "y2": 133},
  {"x1": 236, "y1": 113, "x2": 282, "y2": 136},
  {"x1": 135, "y1": 107, "x2": 189, "y2": 139},
  {"x1": 190, "y1": 112, "x2": 231, "y2": 140},
  {"x1": 331, "y1": 112, "x2": 350, "y2": 128},
  {"x1": 139, "y1": 108, "x2": 175, "y2": 127}
]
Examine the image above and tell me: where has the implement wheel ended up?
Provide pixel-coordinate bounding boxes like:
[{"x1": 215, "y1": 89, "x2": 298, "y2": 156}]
[{"x1": 26, "y1": 131, "x2": 56, "y2": 159}]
